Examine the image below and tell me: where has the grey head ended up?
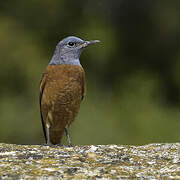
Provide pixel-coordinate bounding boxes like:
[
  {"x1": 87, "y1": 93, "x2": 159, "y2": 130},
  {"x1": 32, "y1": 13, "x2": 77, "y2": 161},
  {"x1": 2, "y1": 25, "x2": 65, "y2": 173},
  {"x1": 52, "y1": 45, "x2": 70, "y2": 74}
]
[{"x1": 49, "y1": 36, "x2": 100, "y2": 66}]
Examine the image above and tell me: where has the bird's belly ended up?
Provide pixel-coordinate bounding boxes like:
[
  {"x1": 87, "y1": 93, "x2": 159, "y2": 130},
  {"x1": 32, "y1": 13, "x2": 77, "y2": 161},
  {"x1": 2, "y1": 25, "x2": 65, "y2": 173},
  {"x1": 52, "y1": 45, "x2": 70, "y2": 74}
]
[{"x1": 43, "y1": 79, "x2": 82, "y2": 129}]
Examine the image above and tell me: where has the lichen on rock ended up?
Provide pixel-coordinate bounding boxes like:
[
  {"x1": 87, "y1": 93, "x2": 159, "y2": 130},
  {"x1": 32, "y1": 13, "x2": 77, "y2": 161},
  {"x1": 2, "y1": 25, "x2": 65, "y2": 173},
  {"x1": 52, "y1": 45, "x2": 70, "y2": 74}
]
[{"x1": 0, "y1": 143, "x2": 179, "y2": 179}]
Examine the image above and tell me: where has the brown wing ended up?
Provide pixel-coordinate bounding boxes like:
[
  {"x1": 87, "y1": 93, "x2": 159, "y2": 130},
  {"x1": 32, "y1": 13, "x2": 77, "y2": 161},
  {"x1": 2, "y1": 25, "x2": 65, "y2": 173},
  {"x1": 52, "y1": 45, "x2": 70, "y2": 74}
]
[{"x1": 39, "y1": 72, "x2": 47, "y2": 143}]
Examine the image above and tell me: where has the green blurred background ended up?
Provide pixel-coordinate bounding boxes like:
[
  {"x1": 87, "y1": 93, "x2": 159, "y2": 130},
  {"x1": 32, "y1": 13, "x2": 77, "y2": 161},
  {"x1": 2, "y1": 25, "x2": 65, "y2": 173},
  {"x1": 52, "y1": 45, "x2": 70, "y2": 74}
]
[{"x1": 0, "y1": 1, "x2": 180, "y2": 145}]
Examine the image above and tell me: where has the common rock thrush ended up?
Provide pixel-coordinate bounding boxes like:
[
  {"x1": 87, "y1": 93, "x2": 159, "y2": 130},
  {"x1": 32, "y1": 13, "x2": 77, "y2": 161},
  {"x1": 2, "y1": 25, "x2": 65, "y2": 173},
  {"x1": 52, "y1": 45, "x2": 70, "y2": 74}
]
[{"x1": 40, "y1": 36, "x2": 100, "y2": 145}]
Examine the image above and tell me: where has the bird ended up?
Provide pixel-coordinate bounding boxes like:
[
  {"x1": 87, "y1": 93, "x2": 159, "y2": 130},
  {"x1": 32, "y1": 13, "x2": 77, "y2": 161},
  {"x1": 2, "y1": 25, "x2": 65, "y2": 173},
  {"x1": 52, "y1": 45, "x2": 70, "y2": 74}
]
[{"x1": 40, "y1": 36, "x2": 100, "y2": 145}]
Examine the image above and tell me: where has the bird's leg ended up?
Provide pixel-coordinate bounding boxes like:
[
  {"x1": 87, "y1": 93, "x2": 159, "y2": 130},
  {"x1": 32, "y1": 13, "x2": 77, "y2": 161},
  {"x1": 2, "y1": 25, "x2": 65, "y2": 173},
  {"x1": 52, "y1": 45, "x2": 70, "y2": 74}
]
[
  {"x1": 46, "y1": 123, "x2": 52, "y2": 145},
  {"x1": 65, "y1": 126, "x2": 72, "y2": 147}
]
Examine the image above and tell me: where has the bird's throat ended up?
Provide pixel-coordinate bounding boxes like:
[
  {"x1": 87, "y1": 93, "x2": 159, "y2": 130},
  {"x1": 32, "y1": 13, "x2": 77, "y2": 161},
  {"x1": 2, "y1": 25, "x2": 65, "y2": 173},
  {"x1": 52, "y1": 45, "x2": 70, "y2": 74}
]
[{"x1": 49, "y1": 55, "x2": 81, "y2": 66}]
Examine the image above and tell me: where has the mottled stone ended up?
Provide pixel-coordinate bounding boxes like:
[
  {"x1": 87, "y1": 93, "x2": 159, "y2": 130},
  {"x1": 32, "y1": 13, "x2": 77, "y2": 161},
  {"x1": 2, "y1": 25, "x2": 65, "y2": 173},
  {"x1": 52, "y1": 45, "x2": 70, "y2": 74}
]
[{"x1": 0, "y1": 143, "x2": 179, "y2": 179}]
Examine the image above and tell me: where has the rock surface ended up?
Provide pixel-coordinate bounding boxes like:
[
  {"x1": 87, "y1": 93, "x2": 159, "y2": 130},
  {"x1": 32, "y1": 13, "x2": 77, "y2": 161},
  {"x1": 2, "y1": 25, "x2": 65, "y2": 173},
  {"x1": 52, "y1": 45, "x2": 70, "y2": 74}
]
[{"x1": 0, "y1": 143, "x2": 179, "y2": 179}]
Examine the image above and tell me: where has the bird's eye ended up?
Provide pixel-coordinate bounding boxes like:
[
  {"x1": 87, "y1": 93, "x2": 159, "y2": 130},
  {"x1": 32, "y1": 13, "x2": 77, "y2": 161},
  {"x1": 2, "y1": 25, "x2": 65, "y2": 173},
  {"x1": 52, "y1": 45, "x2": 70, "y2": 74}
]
[{"x1": 68, "y1": 42, "x2": 75, "y2": 47}]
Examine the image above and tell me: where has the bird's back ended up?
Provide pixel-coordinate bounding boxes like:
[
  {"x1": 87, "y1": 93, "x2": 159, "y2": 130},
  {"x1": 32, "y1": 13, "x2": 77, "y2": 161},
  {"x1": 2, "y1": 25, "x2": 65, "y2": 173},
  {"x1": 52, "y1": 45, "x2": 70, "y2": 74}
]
[{"x1": 40, "y1": 64, "x2": 85, "y2": 144}]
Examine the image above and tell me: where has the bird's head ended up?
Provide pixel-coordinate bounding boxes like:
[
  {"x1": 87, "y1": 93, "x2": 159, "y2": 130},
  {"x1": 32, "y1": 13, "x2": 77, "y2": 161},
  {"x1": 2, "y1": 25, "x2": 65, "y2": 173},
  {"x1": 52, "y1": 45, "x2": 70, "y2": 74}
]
[{"x1": 49, "y1": 36, "x2": 100, "y2": 65}]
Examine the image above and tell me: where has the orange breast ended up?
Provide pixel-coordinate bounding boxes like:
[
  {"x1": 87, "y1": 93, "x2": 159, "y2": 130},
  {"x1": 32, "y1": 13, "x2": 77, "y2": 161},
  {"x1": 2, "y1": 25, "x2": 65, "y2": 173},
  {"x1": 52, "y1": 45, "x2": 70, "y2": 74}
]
[{"x1": 40, "y1": 64, "x2": 85, "y2": 144}]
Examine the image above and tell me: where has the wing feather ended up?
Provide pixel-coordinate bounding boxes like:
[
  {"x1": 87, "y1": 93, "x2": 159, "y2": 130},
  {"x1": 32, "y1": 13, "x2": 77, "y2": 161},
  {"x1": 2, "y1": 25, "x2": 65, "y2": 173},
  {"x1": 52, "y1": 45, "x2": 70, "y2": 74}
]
[{"x1": 39, "y1": 72, "x2": 47, "y2": 143}]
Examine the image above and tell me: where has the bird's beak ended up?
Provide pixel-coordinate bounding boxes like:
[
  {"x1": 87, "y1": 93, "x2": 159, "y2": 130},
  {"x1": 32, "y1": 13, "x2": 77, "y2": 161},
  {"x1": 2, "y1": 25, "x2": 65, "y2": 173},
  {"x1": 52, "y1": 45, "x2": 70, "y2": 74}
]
[{"x1": 81, "y1": 40, "x2": 100, "y2": 48}]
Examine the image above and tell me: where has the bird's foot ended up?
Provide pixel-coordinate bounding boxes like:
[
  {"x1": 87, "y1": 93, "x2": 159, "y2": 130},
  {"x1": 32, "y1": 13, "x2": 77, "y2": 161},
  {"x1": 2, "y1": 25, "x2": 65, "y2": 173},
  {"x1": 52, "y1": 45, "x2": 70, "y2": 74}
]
[
  {"x1": 55, "y1": 143, "x2": 73, "y2": 147},
  {"x1": 67, "y1": 143, "x2": 73, "y2": 147},
  {"x1": 42, "y1": 143, "x2": 51, "y2": 146}
]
